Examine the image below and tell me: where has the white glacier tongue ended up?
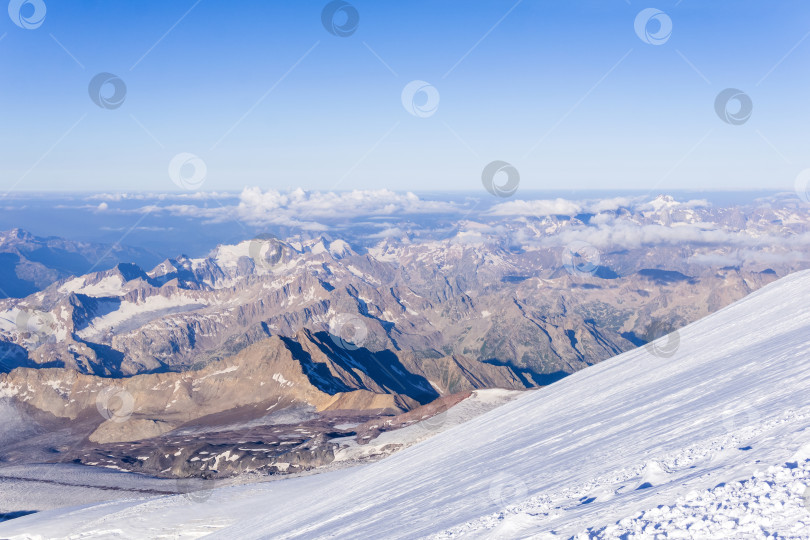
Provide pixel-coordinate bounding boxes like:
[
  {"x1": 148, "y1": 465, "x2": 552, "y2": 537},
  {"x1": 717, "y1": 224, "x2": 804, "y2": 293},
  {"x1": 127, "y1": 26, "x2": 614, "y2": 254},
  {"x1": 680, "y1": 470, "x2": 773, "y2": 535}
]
[{"x1": 4, "y1": 271, "x2": 810, "y2": 539}]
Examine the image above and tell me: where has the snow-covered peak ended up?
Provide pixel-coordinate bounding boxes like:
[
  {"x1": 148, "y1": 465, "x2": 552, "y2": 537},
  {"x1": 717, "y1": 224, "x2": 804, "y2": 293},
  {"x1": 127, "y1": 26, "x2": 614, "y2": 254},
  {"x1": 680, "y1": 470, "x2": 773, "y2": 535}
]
[
  {"x1": 208, "y1": 241, "x2": 253, "y2": 271},
  {"x1": 328, "y1": 239, "x2": 352, "y2": 258},
  {"x1": 648, "y1": 194, "x2": 678, "y2": 211}
]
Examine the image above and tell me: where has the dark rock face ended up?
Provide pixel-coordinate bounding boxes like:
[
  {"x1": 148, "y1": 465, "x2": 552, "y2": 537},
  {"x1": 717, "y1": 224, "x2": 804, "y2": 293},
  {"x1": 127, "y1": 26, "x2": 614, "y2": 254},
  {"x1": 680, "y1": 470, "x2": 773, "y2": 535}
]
[{"x1": 78, "y1": 430, "x2": 340, "y2": 478}]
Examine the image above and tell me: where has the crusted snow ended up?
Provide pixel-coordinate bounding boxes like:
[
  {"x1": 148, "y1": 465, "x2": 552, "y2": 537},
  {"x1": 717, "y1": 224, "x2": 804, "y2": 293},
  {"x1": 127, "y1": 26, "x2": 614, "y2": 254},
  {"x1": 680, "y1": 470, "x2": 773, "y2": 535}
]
[
  {"x1": 4, "y1": 271, "x2": 810, "y2": 538},
  {"x1": 58, "y1": 274, "x2": 126, "y2": 296},
  {"x1": 209, "y1": 241, "x2": 252, "y2": 271},
  {"x1": 589, "y1": 460, "x2": 810, "y2": 538},
  {"x1": 76, "y1": 295, "x2": 207, "y2": 340},
  {"x1": 310, "y1": 241, "x2": 327, "y2": 255}
]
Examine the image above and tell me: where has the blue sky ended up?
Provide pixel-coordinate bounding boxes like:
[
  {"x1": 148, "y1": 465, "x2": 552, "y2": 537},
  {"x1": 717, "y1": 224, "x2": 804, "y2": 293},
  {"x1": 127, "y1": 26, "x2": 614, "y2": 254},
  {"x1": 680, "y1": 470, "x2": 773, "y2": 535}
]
[{"x1": 1, "y1": 0, "x2": 808, "y2": 192}]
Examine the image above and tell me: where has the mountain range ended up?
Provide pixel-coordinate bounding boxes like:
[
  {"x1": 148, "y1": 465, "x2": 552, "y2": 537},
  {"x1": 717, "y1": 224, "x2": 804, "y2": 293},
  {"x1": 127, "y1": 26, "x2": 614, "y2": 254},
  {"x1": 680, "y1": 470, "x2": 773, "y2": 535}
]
[
  {"x1": 4, "y1": 264, "x2": 809, "y2": 538},
  {"x1": 0, "y1": 194, "x2": 808, "y2": 479}
]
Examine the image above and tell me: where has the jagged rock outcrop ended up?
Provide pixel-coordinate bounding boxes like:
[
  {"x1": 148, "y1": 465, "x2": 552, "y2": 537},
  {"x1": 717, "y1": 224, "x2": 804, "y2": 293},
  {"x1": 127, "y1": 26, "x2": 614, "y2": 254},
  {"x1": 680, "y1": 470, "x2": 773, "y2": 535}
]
[{"x1": 0, "y1": 329, "x2": 527, "y2": 445}]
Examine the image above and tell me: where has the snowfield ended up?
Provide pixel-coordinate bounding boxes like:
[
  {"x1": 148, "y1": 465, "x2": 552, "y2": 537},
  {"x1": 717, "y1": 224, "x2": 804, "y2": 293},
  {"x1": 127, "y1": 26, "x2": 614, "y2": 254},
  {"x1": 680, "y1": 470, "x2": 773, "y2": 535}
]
[
  {"x1": 591, "y1": 461, "x2": 810, "y2": 539},
  {"x1": 3, "y1": 270, "x2": 810, "y2": 538}
]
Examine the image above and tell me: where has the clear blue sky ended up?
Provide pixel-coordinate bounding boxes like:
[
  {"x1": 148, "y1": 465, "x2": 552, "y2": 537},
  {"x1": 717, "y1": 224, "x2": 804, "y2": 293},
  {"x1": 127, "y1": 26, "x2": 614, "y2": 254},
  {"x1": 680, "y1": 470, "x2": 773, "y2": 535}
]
[{"x1": 1, "y1": 0, "x2": 808, "y2": 192}]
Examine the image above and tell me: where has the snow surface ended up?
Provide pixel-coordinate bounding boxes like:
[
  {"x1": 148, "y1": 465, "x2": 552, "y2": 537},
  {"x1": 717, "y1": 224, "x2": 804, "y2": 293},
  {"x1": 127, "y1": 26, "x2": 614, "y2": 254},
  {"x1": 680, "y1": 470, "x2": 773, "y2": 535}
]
[
  {"x1": 76, "y1": 296, "x2": 208, "y2": 341},
  {"x1": 332, "y1": 389, "x2": 524, "y2": 463},
  {"x1": 0, "y1": 464, "x2": 181, "y2": 514},
  {"x1": 4, "y1": 270, "x2": 810, "y2": 538},
  {"x1": 589, "y1": 460, "x2": 810, "y2": 538},
  {"x1": 58, "y1": 275, "x2": 126, "y2": 297}
]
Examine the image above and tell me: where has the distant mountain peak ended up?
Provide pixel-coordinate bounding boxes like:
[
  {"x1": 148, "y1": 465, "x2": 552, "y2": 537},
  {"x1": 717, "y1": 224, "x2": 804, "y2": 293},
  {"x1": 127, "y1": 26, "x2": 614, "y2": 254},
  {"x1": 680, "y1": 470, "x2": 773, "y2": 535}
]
[{"x1": 2, "y1": 228, "x2": 36, "y2": 242}]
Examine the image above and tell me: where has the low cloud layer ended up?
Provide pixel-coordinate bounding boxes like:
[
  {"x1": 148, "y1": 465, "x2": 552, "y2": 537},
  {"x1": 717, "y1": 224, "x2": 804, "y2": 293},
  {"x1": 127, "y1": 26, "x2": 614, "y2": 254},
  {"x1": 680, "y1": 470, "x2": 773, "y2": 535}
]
[{"x1": 80, "y1": 188, "x2": 810, "y2": 263}]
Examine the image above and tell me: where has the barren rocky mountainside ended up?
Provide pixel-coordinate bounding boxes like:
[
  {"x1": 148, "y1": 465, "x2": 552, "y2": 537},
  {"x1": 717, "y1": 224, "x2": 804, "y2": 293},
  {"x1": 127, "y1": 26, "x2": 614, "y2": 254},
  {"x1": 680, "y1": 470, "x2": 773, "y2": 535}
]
[{"x1": 0, "y1": 195, "x2": 807, "y2": 477}]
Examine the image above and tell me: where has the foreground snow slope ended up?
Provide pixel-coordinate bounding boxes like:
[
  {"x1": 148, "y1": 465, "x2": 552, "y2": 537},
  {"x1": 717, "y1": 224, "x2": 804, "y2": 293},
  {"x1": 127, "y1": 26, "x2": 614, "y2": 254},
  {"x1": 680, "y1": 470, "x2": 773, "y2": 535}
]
[{"x1": 4, "y1": 270, "x2": 810, "y2": 539}]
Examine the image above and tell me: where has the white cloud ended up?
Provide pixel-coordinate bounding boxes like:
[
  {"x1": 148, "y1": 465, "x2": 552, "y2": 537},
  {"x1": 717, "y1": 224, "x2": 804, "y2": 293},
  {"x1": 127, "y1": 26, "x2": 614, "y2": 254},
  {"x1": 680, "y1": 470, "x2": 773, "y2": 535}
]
[
  {"x1": 487, "y1": 198, "x2": 583, "y2": 216},
  {"x1": 366, "y1": 227, "x2": 406, "y2": 239},
  {"x1": 541, "y1": 221, "x2": 810, "y2": 252},
  {"x1": 119, "y1": 188, "x2": 462, "y2": 228},
  {"x1": 587, "y1": 197, "x2": 635, "y2": 213},
  {"x1": 87, "y1": 192, "x2": 235, "y2": 201},
  {"x1": 68, "y1": 190, "x2": 810, "y2": 264}
]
